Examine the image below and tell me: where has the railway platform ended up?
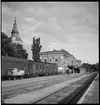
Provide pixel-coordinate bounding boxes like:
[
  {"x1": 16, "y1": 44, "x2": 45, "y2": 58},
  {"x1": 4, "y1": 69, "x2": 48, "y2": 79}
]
[{"x1": 78, "y1": 73, "x2": 99, "y2": 104}]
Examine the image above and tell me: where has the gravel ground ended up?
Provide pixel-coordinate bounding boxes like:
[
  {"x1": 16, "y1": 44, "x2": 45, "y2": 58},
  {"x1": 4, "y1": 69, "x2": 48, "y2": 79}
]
[
  {"x1": 4, "y1": 73, "x2": 91, "y2": 104},
  {"x1": 2, "y1": 73, "x2": 84, "y2": 99}
]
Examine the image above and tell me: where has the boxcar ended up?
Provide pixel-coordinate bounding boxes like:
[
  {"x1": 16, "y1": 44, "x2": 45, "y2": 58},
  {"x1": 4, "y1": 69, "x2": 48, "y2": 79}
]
[
  {"x1": 1, "y1": 56, "x2": 58, "y2": 80},
  {"x1": 28, "y1": 60, "x2": 58, "y2": 76},
  {"x1": 1, "y1": 56, "x2": 29, "y2": 80}
]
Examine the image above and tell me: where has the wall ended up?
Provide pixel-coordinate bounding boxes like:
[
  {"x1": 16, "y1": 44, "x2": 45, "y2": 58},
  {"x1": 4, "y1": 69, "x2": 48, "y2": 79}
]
[
  {"x1": 40, "y1": 53, "x2": 62, "y2": 66},
  {"x1": 76, "y1": 60, "x2": 82, "y2": 67}
]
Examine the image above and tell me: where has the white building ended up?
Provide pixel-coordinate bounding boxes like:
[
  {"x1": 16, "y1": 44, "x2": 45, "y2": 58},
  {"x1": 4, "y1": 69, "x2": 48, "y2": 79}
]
[{"x1": 40, "y1": 49, "x2": 77, "y2": 73}]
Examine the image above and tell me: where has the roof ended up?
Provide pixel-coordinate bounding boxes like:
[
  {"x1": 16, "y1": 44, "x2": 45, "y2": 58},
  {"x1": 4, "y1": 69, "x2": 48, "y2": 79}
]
[
  {"x1": 61, "y1": 49, "x2": 72, "y2": 56},
  {"x1": 40, "y1": 49, "x2": 72, "y2": 57},
  {"x1": 28, "y1": 60, "x2": 57, "y2": 65},
  {"x1": 11, "y1": 36, "x2": 23, "y2": 42},
  {"x1": 16, "y1": 37, "x2": 23, "y2": 42},
  {"x1": 76, "y1": 60, "x2": 81, "y2": 62},
  {"x1": 2, "y1": 56, "x2": 28, "y2": 63}
]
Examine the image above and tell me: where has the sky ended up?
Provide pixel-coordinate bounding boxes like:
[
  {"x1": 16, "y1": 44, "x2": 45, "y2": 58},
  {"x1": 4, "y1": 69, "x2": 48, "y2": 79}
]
[{"x1": 2, "y1": 2, "x2": 99, "y2": 64}]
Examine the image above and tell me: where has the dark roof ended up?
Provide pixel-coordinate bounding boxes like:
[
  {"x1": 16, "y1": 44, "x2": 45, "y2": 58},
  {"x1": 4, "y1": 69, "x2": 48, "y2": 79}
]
[
  {"x1": 2, "y1": 56, "x2": 28, "y2": 62},
  {"x1": 28, "y1": 60, "x2": 57, "y2": 65},
  {"x1": 40, "y1": 50, "x2": 61, "y2": 54},
  {"x1": 40, "y1": 49, "x2": 72, "y2": 56},
  {"x1": 61, "y1": 49, "x2": 72, "y2": 56}
]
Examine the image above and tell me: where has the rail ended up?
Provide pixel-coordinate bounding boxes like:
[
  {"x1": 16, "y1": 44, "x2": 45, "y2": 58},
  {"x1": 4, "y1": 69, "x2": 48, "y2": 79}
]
[
  {"x1": 33, "y1": 72, "x2": 97, "y2": 104},
  {"x1": 58, "y1": 72, "x2": 97, "y2": 104}
]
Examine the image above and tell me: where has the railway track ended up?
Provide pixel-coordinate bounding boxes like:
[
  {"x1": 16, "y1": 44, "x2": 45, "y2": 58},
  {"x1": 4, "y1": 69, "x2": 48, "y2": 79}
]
[
  {"x1": 2, "y1": 73, "x2": 84, "y2": 87},
  {"x1": 33, "y1": 72, "x2": 97, "y2": 104},
  {"x1": 2, "y1": 73, "x2": 84, "y2": 99},
  {"x1": 2, "y1": 74, "x2": 68, "y2": 87},
  {"x1": 58, "y1": 72, "x2": 97, "y2": 104}
]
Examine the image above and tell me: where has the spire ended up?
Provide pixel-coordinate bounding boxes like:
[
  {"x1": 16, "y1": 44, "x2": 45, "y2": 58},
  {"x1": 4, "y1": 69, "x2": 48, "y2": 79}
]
[
  {"x1": 13, "y1": 17, "x2": 17, "y2": 28},
  {"x1": 11, "y1": 17, "x2": 19, "y2": 35}
]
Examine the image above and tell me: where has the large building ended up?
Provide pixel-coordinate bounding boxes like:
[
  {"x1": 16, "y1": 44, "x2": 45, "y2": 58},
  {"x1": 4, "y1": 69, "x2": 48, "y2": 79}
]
[
  {"x1": 40, "y1": 49, "x2": 79, "y2": 73},
  {"x1": 11, "y1": 17, "x2": 23, "y2": 45},
  {"x1": 75, "y1": 60, "x2": 82, "y2": 67}
]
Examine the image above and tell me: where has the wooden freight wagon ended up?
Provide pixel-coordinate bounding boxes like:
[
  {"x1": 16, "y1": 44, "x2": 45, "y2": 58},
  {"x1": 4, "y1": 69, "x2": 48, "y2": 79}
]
[
  {"x1": 1, "y1": 56, "x2": 29, "y2": 80},
  {"x1": 28, "y1": 60, "x2": 58, "y2": 76}
]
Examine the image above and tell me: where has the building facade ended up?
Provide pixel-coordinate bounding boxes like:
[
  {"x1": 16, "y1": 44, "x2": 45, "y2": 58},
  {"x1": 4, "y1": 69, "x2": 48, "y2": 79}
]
[
  {"x1": 40, "y1": 49, "x2": 78, "y2": 73},
  {"x1": 11, "y1": 17, "x2": 23, "y2": 45},
  {"x1": 75, "y1": 60, "x2": 82, "y2": 67}
]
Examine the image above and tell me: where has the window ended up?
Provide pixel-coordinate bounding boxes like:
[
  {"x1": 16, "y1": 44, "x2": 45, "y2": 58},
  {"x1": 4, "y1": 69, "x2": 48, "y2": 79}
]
[
  {"x1": 42, "y1": 65, "x2": 44, "y2": 69},
  {"x1": 32, "y1": 64, "x2": 36, "y2": 69},
  {"x1": 45, "y1": 59, "x2": 47, "y2": 63},
  {"x1": 50, "y1": 59, "x2": 51, "y2": 62},
  {"x1": 40, "y1": 65, "x2": 41, "y2": 69},
  {"x1": 55, "y1": 59, "x2": 58, "y2": 62},
  {"x1": 47, "y1": 64, "x2": 49, "y2": 68},
  {"x1": 36, "y1": 65, "x2": 38, "y2": 69},
  {"x1": 61, "y1": 56, "x2": 63, "y2": 58}
]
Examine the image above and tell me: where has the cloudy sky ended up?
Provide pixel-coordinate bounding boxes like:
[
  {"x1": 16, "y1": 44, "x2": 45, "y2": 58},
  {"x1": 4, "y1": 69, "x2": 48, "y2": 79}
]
[{"x1": 2, "y1": 2, "x2": 99, "y2": 64}]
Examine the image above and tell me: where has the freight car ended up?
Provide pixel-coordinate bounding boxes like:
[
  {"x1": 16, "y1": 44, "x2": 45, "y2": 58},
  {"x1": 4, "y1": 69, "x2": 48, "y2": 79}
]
[
  {"x1": 1, "y1": 56, "x2": 58, "y2": 80},
  {"x1": 28, "y1": 60, "x2": 58, "y2": 77},
  {"x1": 1, "y1": 56, "x2": 29, "y2": 80}
]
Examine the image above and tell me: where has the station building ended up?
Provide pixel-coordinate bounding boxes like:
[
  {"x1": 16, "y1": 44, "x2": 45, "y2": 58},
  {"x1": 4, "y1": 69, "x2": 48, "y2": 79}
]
[
  {"x1": 40, "y1": 49, "x2": 80, "y2": 73},
  {"x1": 75, "y1": 60, "x2": 82, "y2": 67}
]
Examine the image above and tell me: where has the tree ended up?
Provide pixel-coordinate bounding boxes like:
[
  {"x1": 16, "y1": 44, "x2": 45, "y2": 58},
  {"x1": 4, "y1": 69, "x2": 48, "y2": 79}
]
[
  {"x1": 1, "y1": 32, "x2": 14, "y2": 56},
  {"x1": 96, "y1": 63, "x2": 99, "y2": 71},
  {"x1": 81, "y1": 63, "x2": 99, "y2": 72},
  {"x1": 1, "y1": 32, "x2": 28, "y2": 59},
  {"x1": 31, "y1": 37, "x2": 42, "y2": 62},
  {"x1": 12, "y1": 43, "x2": 28, "y2": 59}
]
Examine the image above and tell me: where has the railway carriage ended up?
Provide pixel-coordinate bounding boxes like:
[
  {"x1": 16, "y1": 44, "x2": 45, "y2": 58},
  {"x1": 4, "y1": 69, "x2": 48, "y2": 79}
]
[
  {"x1": 1, "y1": 56, "x2": 58, "y2": 80},
  {"x1": 28, "y1": 60, "x2": 58, "y2": 76},
  {"x1": 1, "y1": 56, "x2": 29, "y2": 80}
]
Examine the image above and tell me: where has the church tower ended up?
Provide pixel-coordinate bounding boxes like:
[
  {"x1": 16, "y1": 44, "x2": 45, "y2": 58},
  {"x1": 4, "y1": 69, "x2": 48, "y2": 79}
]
[{"x1": 11, "y1": 17, "x2": 23, "y2": 45}]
